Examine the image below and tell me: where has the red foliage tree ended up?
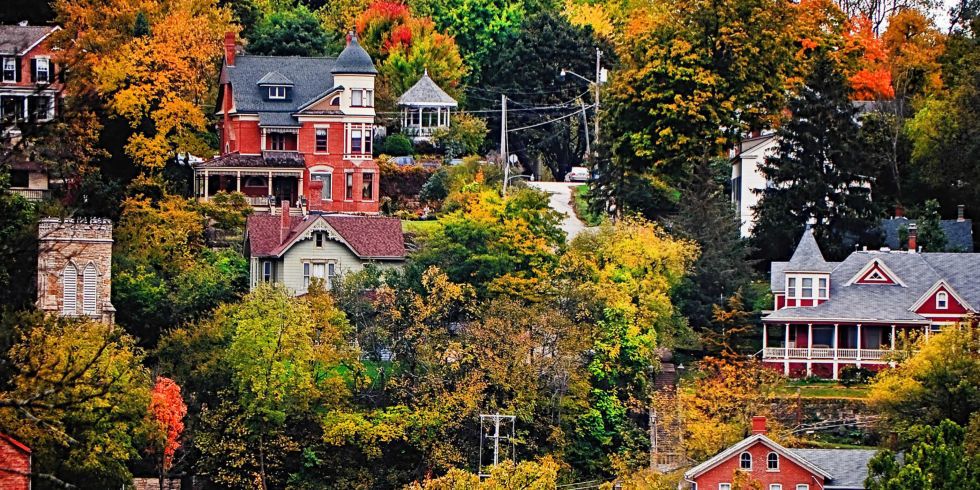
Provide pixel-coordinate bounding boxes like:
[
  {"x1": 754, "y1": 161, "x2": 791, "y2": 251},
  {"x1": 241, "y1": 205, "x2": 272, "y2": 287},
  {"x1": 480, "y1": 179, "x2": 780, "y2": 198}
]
[
  {"x1": 845, "y1": 15, "x2": 895, "y2": 99},
  {"x1": 149, "y1": 376, "x2": 187, "y2": 473}
]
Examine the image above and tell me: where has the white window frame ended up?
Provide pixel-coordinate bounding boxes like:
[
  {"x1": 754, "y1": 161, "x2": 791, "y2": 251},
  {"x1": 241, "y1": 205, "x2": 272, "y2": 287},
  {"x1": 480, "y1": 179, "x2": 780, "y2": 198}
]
[
  {"x1": 936, "y1": 291, "x2": 948, "y2": 310},
  {"x1": 796, "y1": 485, "x2": 809, "y2": 490},
  {"x1": 346, "y1": 123, "x2": 373, "y2": 156},
  {"x1": 719, "y1": 484, "x2": 732, "y2": 490},
  {"x1": 785, "y1": 273, "x2": 829, "y2": 301},
  {"x1": 262, "y1": 261, "x2": 273, "y2": 282},
  {"x1": 35, "y1": 57, "x2": 50, "y2": 83},
  {"x1": 770, "y1": 485, "x2": 782, "y2": 490},
  {"x1": 268, "y1": 86, "x2": 287, "y2": 99},
  {"x1": 345, "y1": 172, "x2": 354, "y2": 200},
  {"x1": 2, "y1": 57, "x2": 15, "y2": 82},
  {"x1": 739, "y1": 452, "x2": 752, "y2": 470},
  {"x1": 350, "y1": 128, "x2": 363, "y2": 153},
  {"x1": 311, "y1": 172, "x2": 332, "y2": 200},
  {"x1": 352, "y1": 88, "x2": 363, "y2": 106},
  {"x1": 303, "y1": 260, "x2": 337, "y2": 289},
  {"x1": 767, "y1": 452, "x2": 779, "y2": 471}
]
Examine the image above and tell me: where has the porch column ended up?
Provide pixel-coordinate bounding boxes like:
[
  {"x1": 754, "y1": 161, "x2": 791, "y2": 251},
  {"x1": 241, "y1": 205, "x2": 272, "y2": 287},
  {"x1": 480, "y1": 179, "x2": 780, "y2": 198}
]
[
  {"x1": 890, "y1": 324, "x2": 896, "y2": 350},
  {"x1": 784, "y1": 323, "x2": 790, "y2": 376},
  {"x1": 297, "y1": 172, "x2": 304, "y2": 204},
  {"x1": 762, "y1": 323, "x2": 768, "y2": 351},
  {"x1": 832, "y1": 323, "x2": 840, "y2": 380},
  {"x1": 260, "y1": 129, "x2": 267, "y2": 151},
  {"x1": 267, "y1": 170, "x2": 273, "y2": 197},
  {"x1": 807, "y1": 324, "x2": 813, "y2": 358},
  {"x1": 856, "y1": 324, "x2": 863, "y2": 363},
  {"x1": 203, "y1": 170, "x2": 210, "y2": 198},
  {"x1": 236, "y1": 171, "x2": 241, "y2": 192}
]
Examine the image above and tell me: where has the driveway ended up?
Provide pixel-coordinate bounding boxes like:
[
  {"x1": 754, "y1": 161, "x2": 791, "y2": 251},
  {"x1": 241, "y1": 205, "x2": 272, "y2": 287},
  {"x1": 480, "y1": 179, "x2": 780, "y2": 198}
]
[{"x1": 527, "y1": 181, "x2": 589, "y2": 241}]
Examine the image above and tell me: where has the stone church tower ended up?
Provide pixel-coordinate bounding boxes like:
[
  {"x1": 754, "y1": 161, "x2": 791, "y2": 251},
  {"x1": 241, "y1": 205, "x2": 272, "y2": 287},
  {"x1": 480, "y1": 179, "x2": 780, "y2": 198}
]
[{"x1": 36, "y1": 218, "x2": 115, "y2": 324}]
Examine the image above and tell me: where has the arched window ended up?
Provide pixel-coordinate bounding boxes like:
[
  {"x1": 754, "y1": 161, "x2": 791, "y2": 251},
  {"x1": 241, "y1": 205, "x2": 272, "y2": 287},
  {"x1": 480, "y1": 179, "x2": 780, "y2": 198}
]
[
  {"x1": 739, "y1": 452, "x2": 752, "y2": 470},
  {"x1": 83, "y1": 263, "x2": 97, "y2": 315},
  {"x1": 62, "y1": 263, "x2": 77, "y2": 315},
  {"x1": 767, "y1": 452, "x2": 780, "y2": 471},
  {"x1": 936, "y1": 291, "x2": 949, "y2": 310}
]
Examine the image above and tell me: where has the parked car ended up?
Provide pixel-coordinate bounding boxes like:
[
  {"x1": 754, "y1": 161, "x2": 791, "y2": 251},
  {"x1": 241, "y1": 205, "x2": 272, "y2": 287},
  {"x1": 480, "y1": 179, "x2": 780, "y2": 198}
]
[
  {"x1": 564, "y1": 166, "x2": 589, "y2": 182},
  {"x1": 391, "y1": 156, "x2": 415, "y2": 166}
]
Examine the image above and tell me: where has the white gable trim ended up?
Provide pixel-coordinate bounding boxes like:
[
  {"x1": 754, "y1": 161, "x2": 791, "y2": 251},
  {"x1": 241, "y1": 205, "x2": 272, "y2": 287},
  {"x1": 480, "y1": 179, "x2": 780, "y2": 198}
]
[
  {"x1": 844, "y1": 259, "x2": 907, "y2": 287},
  {"x1": 274, "y1": 216, "x2": 356, "y2": 258},
  {"x1": 909, "y1": 280, "x2": 975, "y2": 312},
  {"x1": 683, "y1": 434, "x2": 834, "y2": 481},
  {"x1": 296, "y1": 86, "x2": 345, "y2": 112},
  {"x1": 18, "y1": 26, "x2": 60, "y2": 56}
]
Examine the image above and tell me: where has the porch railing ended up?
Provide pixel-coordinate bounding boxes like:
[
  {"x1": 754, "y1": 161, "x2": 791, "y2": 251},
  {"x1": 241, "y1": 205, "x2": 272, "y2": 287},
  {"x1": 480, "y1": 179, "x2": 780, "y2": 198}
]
[
  {"x1": 763, "y1": 347, "x2": 892, "y2": 361},
  {"x1": 8, "y1": 188, "x2": 49, "y2": 201}
]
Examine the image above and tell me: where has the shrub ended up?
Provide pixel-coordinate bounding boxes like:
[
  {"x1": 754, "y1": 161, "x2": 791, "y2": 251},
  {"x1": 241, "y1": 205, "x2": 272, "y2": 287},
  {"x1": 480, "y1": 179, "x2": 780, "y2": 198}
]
[
  {"x1": 840, "y1": 366, "x2": 874, "y2": 386},
  {"x1": 384, "y1": 134, "x2": 413, "y2": 156}
]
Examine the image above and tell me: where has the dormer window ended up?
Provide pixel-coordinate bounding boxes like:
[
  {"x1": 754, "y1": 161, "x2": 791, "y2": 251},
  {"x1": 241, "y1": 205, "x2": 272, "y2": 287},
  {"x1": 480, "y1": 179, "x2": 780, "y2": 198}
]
[
  {"x1": 269, "y1": 85, "x2": 287, "y2": 99},
  {"x1": 786, "y1": 274, "x2": 829, "y2": 301},
  {"x1": 936, "y1": 291, "x2": 948, "y2": 310}
]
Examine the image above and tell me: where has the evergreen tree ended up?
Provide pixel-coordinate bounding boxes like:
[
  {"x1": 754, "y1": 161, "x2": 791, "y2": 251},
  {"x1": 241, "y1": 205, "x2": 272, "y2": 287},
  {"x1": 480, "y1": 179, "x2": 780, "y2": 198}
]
[
  {"x1": 752, "y1": 53, "x2": 881, "y2": 263},
  {"x1": 248, "y1": 5, "x2": 339, "y2": 57},
  {"x1": 917, "y1": 199, "x2": 948, "y2": 251},
  {"x1": 866, "y1": 419, "x2": 980, "y2": 490}
]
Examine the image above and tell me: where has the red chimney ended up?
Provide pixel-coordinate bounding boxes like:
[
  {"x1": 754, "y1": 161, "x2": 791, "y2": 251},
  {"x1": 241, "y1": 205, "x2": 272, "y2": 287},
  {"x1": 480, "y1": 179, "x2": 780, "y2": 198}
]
[
  {"x1": 280, "y1": 201, "x2": 291, "y2": 243},
  {"x1": 958, "y1": 204, "x2": 965, "y2": 222},
  {"x1": 908, "y1": 222, "x2": 917, "y2": 252},
  {"x1": 894, "y1": 205, "x2": 904, "y2": 218},
  {"x1": 307, "y1": 180, "x2": 324, "y2": 212},
  {"x1": 224, "y1": 31, "x2": 236, "y2": 66},
  {"x1": 751, "y1": 416, "x2": 767, "y2": 435}
]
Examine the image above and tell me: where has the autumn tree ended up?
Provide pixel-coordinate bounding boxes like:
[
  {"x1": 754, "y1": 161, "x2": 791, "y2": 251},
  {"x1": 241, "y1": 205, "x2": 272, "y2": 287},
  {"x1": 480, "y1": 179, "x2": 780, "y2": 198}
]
[
  {"x1": 148, "y1": 376, "x2": 188, "y2": 486},
  {"x1": 248, "y1": 4, "x2": 340, "y2": 56},
  {"x1": 0, "y1": 315, "x2": 153, "y2": 487},
  {"x1": 866, "y1": 419, "x2": 980, "y2": 490},
  {"x1": 752, "y1": 52, "x2": 881, "y2": 263}
]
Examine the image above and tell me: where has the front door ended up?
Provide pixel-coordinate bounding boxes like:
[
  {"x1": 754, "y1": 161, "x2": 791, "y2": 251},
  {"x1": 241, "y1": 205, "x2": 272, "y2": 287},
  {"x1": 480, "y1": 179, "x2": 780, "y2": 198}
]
[{"x1": 273, "y1": 177, "x2": 297, "y2": 205}]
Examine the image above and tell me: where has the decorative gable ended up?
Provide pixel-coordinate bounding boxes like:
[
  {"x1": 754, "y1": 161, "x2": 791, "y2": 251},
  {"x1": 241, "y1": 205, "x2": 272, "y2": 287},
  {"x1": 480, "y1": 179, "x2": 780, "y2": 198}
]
[
  {"x1": 847, "y1": 259, "x2": 906, "y2": 286},
  {"x1": 911, "y1": 280, "x2": 973, "y2": 315}
]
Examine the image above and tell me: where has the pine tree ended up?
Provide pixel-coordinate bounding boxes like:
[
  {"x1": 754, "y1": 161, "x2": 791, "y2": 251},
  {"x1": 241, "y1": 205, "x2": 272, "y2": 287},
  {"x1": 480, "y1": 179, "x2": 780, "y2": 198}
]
[
  {"x1": 917, "y1": 199, "x2": 949, "y2": 251},
  {"x1": 752, "y1": 53, "x2": 881, "y2": 262}
]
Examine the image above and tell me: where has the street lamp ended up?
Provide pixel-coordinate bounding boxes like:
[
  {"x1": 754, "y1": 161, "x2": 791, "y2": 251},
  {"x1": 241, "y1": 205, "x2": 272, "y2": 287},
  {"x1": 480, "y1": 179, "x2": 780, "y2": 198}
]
[{"x1": 558, "y1": 48, "x2": 606, "y2": 148}]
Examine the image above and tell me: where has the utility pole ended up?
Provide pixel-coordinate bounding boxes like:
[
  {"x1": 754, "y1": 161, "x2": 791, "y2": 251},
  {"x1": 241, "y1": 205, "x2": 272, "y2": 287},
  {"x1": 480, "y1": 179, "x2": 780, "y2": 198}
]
[
  {"x1": 594, "y1": 47, "x2": 602, "y2": 149},
  {"x1": 479, "y1": 413, "x2": 516, "y2": 478},
  {"x1": 500, "y1": 94, "x2": 510, "y2": 196},
  {"x1": 579, "y1": 97, "x2": 590, "y2": 158}
]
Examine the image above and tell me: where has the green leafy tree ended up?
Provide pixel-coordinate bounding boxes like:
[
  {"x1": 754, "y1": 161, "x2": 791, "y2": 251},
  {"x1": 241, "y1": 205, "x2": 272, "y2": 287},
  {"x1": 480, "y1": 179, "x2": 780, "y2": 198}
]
[
  {"x1": 752, "y1": 53, "x2": 881, "y2": 263},
  {"x1": 0, "y1": 182, "x2": 38, "y2": 310},
  {"x1": 431, "y1": 112, "x2": 488, "y2": 159},
  {"x1": 917, "y1": 199, "x2": 949, "y2": 252},
  {"x1": 0, "y1": 315, "x2": 153, "y2": 488},
  {"x1": 866, "y1": 419, "x2": 980, "y2": 490},
  {"x1": 248, "y1": 5, "x2": 339, "y2": 56}
]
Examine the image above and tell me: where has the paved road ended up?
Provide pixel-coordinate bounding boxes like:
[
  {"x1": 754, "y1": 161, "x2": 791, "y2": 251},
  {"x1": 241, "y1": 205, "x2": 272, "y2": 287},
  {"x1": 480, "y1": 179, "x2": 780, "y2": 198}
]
[{"x1": 527, "y1": 181, "x2": 589, "y2": 240}]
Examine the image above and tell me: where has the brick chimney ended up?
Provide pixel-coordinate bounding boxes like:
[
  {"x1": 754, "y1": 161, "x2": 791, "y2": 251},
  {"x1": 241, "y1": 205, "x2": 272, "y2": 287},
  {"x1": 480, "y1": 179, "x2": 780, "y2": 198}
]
[
  {"x1": 751, "y1": 416, "x2": 767, "y2": 435},
  {"x1": 224, "y1": 31, "x2": 236, "y2": 66},
  {"x1": 894, "y1": 205, "x2": 904, "y2": 218},
  {"x1": 908, "y1": 222, "x2": 917, "y2": 252},
  {"x1": 958, "y1": 204, "x2": 965, "y2": 222},
  {"x1": 307, "y1": 180, "x2": 324, "y2": 212},
  {"x1": 280, "y1": 201, "x2": 290, "y2": 243}
]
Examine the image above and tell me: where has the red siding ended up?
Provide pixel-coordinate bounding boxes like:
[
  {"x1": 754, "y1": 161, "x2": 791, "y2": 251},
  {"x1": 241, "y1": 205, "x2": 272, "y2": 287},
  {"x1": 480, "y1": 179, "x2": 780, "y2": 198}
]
[
  {"x1": 693, "y1": 440, "x2": 824, "y2": 490},
  {"x1": 855, "y1": 262, "x2": 897, "y2": 285},
  {"x1": 915, "y1": 286, "x2": 969, "y2": 315},
  {"x1": 0, "y1": 434, "x2": 30, "y2": 490}
]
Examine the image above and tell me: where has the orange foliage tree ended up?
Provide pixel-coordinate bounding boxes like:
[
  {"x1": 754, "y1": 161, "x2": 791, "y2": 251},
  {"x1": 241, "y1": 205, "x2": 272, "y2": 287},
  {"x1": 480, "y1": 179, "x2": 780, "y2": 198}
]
[
  {"x1": 149, "y1": 376, "x2": 188, "y2": 474},
  {"x1": 845, "y1": 15, "x2": 894, "y2": 99}
]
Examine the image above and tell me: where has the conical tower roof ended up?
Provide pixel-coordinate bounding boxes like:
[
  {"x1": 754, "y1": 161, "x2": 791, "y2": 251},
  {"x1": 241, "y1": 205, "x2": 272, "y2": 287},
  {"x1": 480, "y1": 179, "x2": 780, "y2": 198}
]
[
  {"x1": 331, "y1": 33, "x2": 377, "y2": 75},
  {"x1": 787, "y1": 228, "x2": 834, "y2": 271}
]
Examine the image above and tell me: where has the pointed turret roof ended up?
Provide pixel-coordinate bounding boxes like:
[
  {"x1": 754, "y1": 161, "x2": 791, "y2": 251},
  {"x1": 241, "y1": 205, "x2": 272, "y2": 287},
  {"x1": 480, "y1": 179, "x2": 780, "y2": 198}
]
[
  {"x1": 787, "y1": 228, "x2": 835, "y2": 272},
  {"x1": 331, "y1": 33, "x2": 377, "y2": 75},
  {"x1": 397, "y1": 69, "x2": 458, "y2": 107}
]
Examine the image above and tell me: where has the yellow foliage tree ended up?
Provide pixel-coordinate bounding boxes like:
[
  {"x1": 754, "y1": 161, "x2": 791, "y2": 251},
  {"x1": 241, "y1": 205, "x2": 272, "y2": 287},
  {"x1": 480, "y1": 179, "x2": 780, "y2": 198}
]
[{"x1": 406, "y1": 457, "x2": 560, "y2": 489}]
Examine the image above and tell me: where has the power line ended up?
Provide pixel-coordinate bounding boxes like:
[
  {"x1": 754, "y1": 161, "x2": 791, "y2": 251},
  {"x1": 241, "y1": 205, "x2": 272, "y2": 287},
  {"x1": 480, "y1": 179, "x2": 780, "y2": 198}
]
[{"x1": 508, "y1": 103, "x2": 595, "y2": 132}]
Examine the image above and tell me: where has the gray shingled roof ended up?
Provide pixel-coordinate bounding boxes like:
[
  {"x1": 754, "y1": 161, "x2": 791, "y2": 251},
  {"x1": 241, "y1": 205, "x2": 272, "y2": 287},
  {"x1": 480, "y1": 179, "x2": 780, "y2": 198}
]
[
  {"x1": 255, "y1": 71, "x2": 294, "y2": 86},
  {"x1": 787, "y1": 229, "x2": 836, "y2": 272},
  {"x1": 0, "y1": 25, "x2": 56, "y2": 55},
  {"x1": 331, "y1": 35, "x2": 377, "y2": 75},
  {"x1": 791, "y1": 449, "x2": 877, "y2": 489},
  {"x1": 258, "y1": 112, "x2": 300, "y2": 127},
  {"x1": 880, "y1": 217, "x2": 974, "y2": 252},
  {"x1": 766, "y1": 230, "x2": 980, "y2": 323},
  {"x1": 226, "y1": 55, "x2": 339, "y2": 120},
  {"x1": 397, "y1": 71, "x2": 458, "y2": 107}
]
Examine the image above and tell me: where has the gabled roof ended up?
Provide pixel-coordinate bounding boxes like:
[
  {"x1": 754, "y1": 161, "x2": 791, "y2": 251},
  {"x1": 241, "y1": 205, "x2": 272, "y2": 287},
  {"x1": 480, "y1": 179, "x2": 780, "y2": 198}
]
[
  {"x1": 0, "y1": 432, "x2": 31, "y2": 454},
  {"x1": 255, "y1": 71, "x2": 294, "y2": 86},
  {"x1": 397, "y1": 70, "x2": 458, "y2": 107},
  {"x1": 791, "y1": 449, "x2": 877, "y2": 489},
  {"x1": 247, "y1": 213, "x2": 406, "y2": 260},
  {"x1": 909, "y1": 279, "x2": 975, "y2": 312},
  {"x1": 879, "y1": 217, "x2": 974, "y2": 252},
  {"x1": 296, "y1": 85, "x2": 344, "y2": 111},
  {"x1": 225, "y1": 55, "x2": 339, "y2": 116},
  {"x1": 684, "y1": 434, "x2": 834, "y2": 481},
  {"x1": 0, "y1": 24, "x2": 58, "y2": 55},
  {"x1": 331, "y1": 34, "x2": 377, "y2": 75},
  {"x1": 845, "y1": 258, "x2": 907, "y2": 287}
]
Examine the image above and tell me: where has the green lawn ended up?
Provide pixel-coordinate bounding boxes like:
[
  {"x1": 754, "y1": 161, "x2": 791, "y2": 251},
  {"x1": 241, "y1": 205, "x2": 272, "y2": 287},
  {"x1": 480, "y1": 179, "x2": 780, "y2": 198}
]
[
  {"x1": 402, "y1": 219, "x2": 440, "y2": 235},
  {"x1": 572, "y1": 185, "x2": 603, "y2": 226},
  {"x1": 776, "y1": 380, "x2": 870, "y2": 399}
]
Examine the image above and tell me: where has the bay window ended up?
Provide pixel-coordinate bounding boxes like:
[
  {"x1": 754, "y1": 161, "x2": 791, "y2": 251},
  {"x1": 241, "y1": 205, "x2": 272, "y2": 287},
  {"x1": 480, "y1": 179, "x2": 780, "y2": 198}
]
[
  {"x1": 785, "y1": 274, "x2": 829, "y2": 301},
  {"x1": 303, "y1": 261, "x2": 338, "y2": 289},
  {"x1": 347, "y1": 124, "x2": 373, "y2": 155}
]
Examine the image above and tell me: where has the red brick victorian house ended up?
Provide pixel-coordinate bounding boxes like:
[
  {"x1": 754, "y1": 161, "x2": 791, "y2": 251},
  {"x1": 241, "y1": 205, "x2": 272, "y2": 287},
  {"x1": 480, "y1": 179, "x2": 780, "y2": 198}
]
[
  {"x1": 762, "y1": 228, "x2": 980, "y2": 379},
  {"x1": 194, "y1": 32, "x2": 381, "y2": 214},
  {"x1": 683, "y1": 417, "x2": 875, "y2": 490}
]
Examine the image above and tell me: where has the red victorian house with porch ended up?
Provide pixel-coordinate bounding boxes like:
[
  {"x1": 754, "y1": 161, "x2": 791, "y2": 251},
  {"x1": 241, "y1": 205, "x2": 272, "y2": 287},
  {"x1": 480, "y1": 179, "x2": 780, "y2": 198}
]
[
  {"x1": 762, "y1": 228, "x2": 980, "y2": 379},
  {"x1": 193, "y1": 32, "x2": 380, "y2": 214}
]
